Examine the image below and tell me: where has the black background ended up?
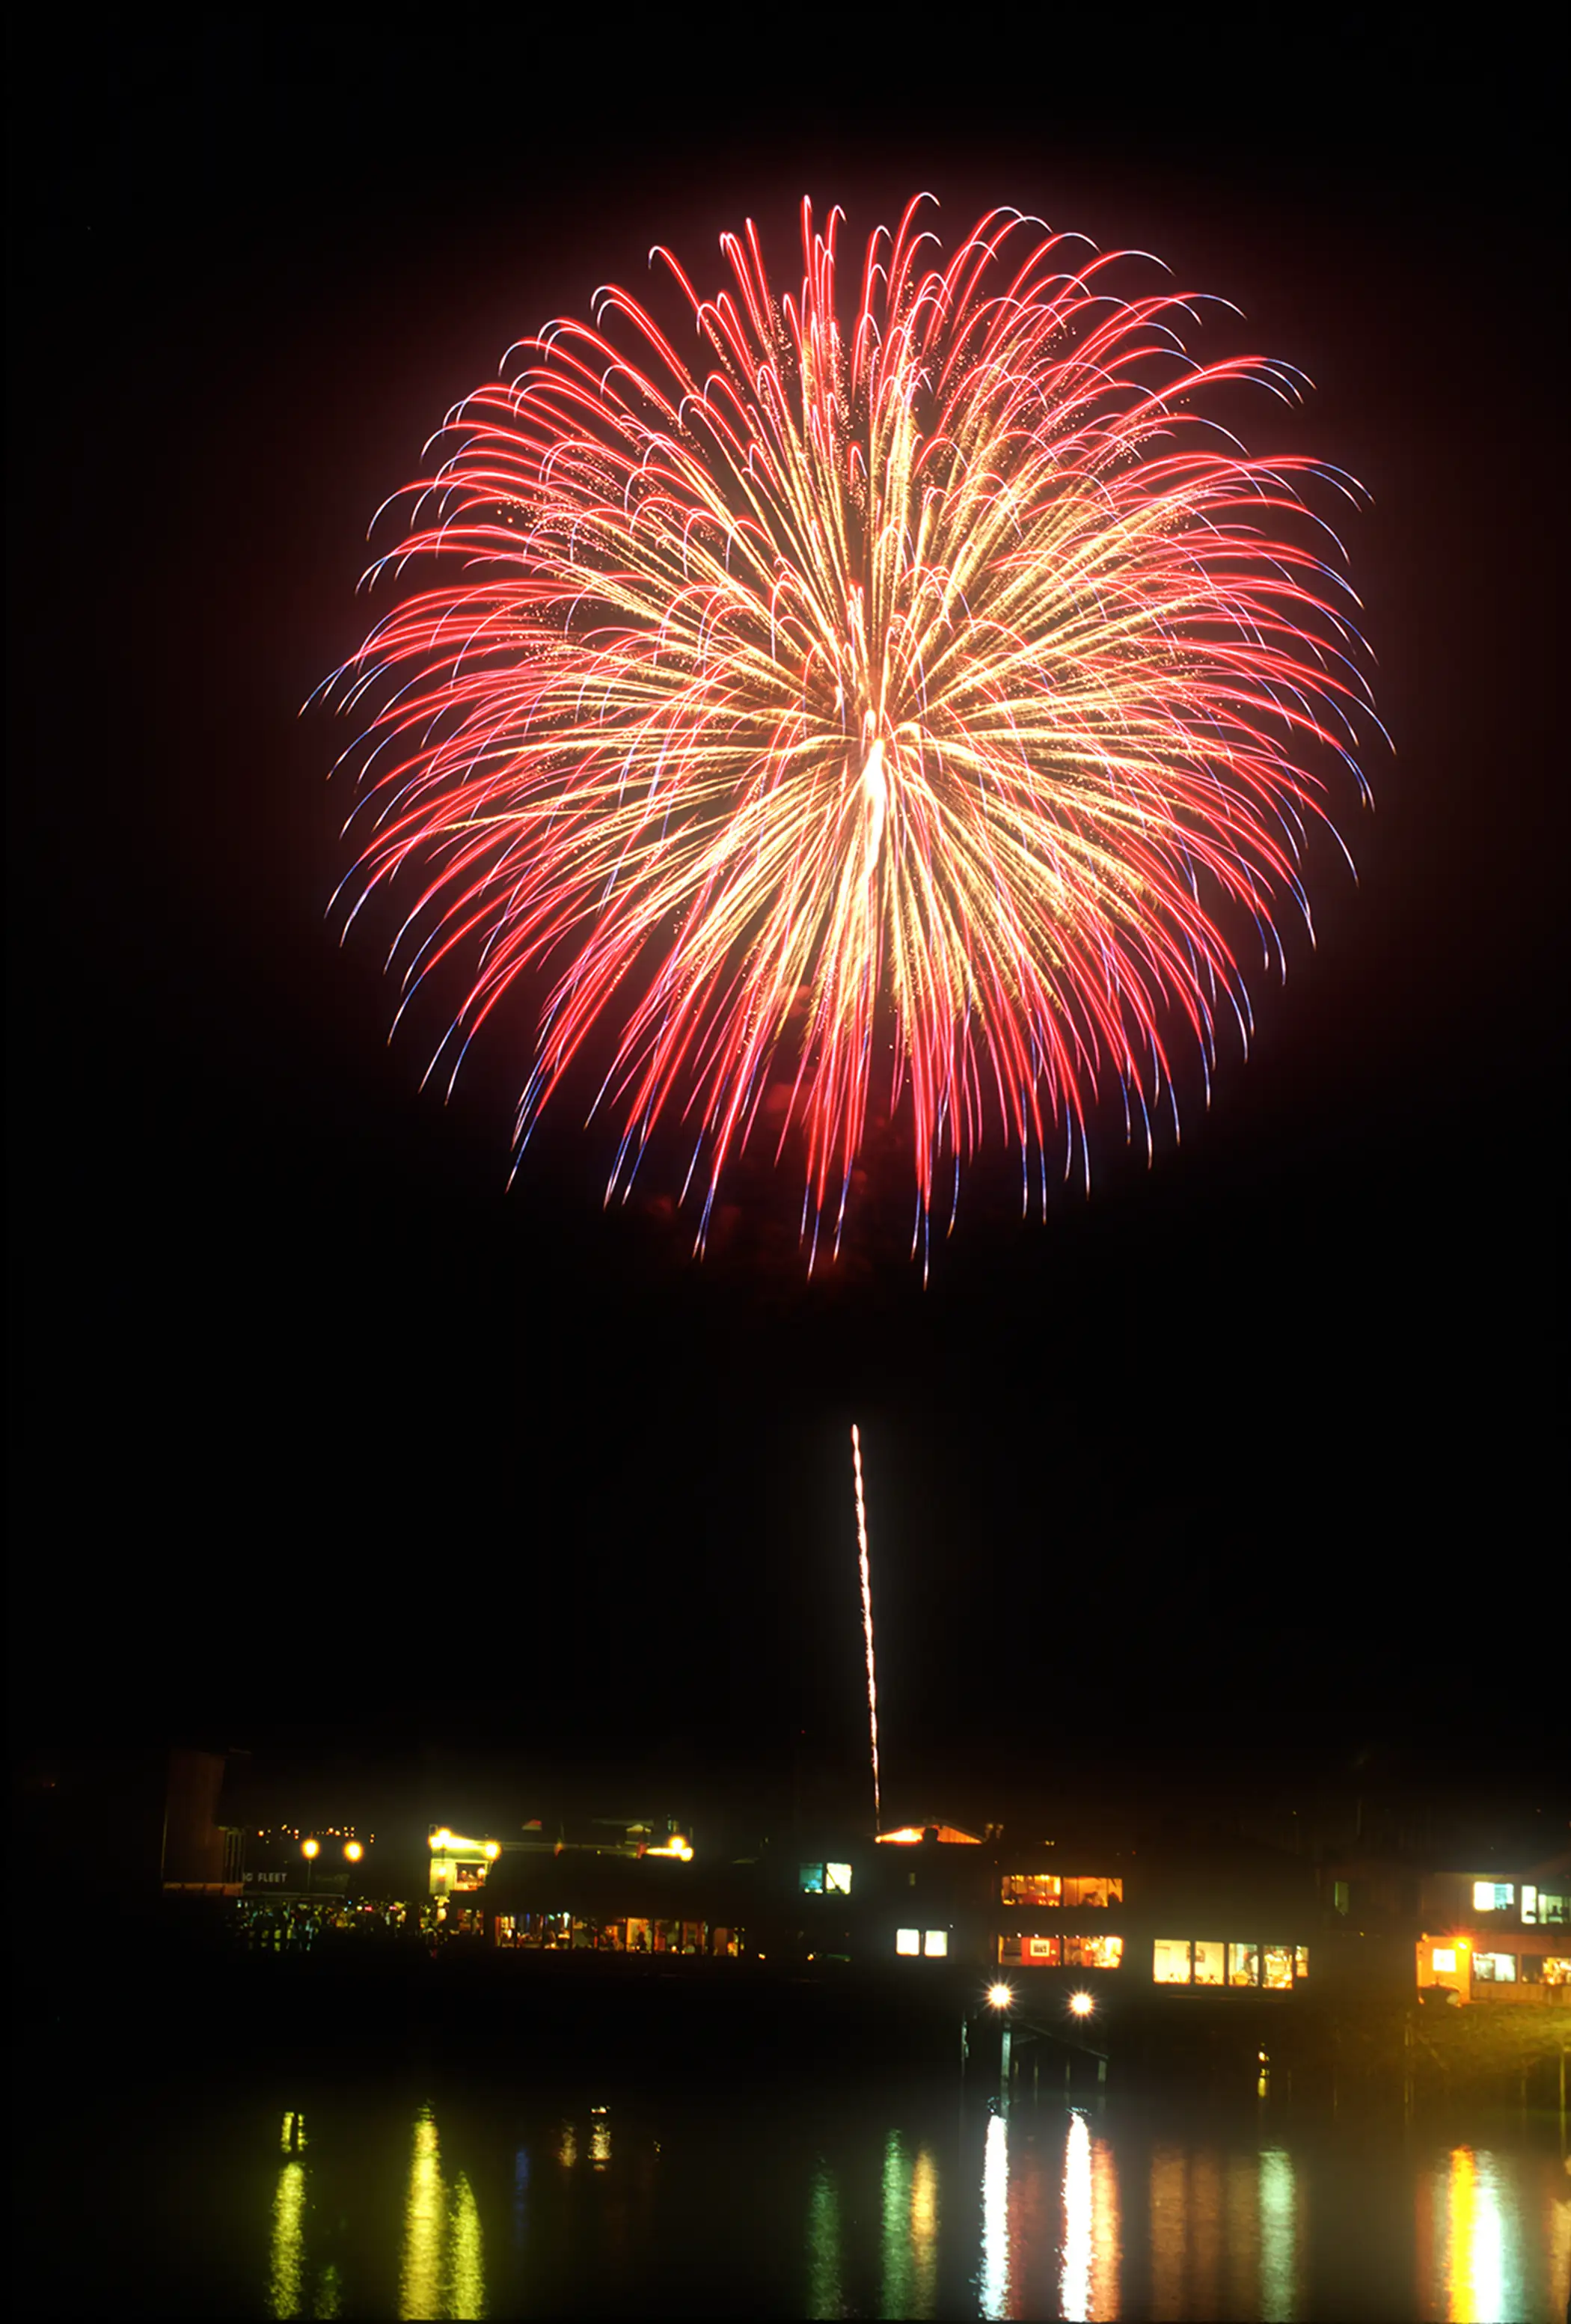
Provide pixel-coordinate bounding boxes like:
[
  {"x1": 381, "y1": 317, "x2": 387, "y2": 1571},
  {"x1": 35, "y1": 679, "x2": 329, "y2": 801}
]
[{"x1": 7, "y1": 22, "x2": 1562, "y2": 1839}]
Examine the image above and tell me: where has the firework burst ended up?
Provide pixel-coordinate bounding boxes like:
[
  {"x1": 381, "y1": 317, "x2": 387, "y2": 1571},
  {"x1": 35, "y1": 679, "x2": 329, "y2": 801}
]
[{"x1": 325, "y1": 197, "x2": 1380, "y2": 1267}]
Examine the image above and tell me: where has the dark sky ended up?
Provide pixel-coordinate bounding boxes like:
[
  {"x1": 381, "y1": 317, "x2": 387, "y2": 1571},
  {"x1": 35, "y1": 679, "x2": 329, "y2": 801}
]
[{"x1": 7, "y1": 25, "x2": 1563, "y2": 1835}]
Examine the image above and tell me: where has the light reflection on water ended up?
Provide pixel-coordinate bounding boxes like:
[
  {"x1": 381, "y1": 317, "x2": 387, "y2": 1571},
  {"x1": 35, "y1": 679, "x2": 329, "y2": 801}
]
[{"x1": 32, "y1": 2082, "x2": 1571, "y2": 2320}]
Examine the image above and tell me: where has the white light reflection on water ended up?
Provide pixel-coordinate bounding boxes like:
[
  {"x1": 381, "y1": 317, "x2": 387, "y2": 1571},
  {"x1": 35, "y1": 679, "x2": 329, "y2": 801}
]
[
  {"x1": 1062, "y1": 2110, "x2": 1092, "y2": 2320},
  {"x1": 979, "y1": 2112, "x2": 1009, "y2": 2319}
]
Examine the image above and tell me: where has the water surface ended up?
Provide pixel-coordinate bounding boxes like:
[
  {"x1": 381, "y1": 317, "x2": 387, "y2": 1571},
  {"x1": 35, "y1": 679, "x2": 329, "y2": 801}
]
[{"x1": 25, "y1": 2076, "x2": 1571, "y2": 2320}]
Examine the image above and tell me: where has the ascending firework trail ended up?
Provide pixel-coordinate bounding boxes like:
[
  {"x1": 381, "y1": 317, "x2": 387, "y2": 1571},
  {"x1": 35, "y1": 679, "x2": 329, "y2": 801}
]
[{"x1": 851, "y1": 1423, "x2": 881, "y2": 1832}]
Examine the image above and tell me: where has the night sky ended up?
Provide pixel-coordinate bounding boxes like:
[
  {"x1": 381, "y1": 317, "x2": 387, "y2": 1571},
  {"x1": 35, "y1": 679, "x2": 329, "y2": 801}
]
[{"x1": 8, "y1": 27, "x2": 1562, "y2": 1839}]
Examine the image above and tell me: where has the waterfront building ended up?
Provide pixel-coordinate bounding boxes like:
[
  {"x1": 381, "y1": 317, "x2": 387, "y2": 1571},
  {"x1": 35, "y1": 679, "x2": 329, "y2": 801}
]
[{"x1": 1414, "y1": 1850, "x2": 1571, "y2": 2004}]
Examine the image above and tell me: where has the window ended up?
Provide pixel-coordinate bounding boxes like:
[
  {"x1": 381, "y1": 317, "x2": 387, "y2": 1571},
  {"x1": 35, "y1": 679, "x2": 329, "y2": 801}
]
[
  {"x1": 923, "y1": 1929, "x2": 949, "y2": 1958},
  {"x1": 896, "y1": 1927, "x2": 919, "y2": 1957},
  {"x1": 1002, "y1": 1874, "x2": 1061, "y2": 1908},
  {"x1": 1153, "y1": 1939, "x2": 1192, "y2": 1984},
  {"x1": 1472, "y1": 1881, "x2": 1515, "y2": 1912},
  {"x1": 1192, "y1": 1940, "x2": 1225, "y2": 1987},
  {"x1": 1431, "y1": 1947, "x2": 1457, "y2": 1973},
  {"x1": 1522, "y1": 1886, "x2": 1537, "y2": 1925},
  {"x1": 1333, "y1": 1880, "x2": 1350, "y2": 1915},
  {"x1": 1001, "y1": 1933, "x2": 1061, "y2": 1966},
  {"x1": 1064, "y1": 1934, "x2": 1124, "y2": 1970},
  {"x1": 1294, "y1": 1946, "x2": 1310, "y2": 1981},
  {"x1": 1472, "y1": 1951, "x2": 1516, "y2": 1981},
  {"x1": 1062, "y1": 1877, "x2": 1123, "y2": 1909},
  {"x1": 1228, "y1": 1943, "x2": 1261, "y2": 1988},
  {"x1": 1538, "y1": 1892, "x2": 1569, "y2": 1925},
  {"x1": 799, "y1": 1862, "x2": 854, "y2": 1896},
  {"x1": 1262, "y1": 1946, "x2": 1294, "y2": 1991},
  {"x1": 1541, "y1": 1957, "x2": 1570, "y2": 1985}
]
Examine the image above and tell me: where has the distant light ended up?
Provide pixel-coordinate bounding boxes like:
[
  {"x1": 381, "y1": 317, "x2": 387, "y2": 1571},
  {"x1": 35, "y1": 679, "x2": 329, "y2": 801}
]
[
  {"x1": 483, "y1": 1841, "x2": 500, "y2": 1861},
  {"x1": 1068, "y1": 1991, "x2": 1094, "y2": 2016},
  {"x1": 988, "y1": 1983, "x2": 1014, "y2": 2010},
  {"x1": 301, "y1": 1838, "x2": 320, "y2": 1860},
  {"x1": 432, "y1": 1829, "x2": 453, "y2": 1849},
  {"x1": 344, "y1": 1841, "x2": 364, "y2": 1863},
  {"x1": 678, "y1": 1844, "x2": 693, "y2": 1862}
]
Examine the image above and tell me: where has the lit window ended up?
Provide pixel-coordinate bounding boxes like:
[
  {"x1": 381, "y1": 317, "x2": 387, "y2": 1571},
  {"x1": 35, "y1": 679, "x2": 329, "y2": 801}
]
[
  {"x1": 1472, "y1": 1951, "x2": 1516, "y2": 1982},
  {"x1": 1431, "y1": 1948, "x2": 1457, "y2": 1973},
  {"x1": 1295, "y1": 1946, "x2": 1310, "y2": 1980},
  {"x1": 1153, "y1": 1939, "x2": 1192, "y2": 1984},
  {"x1": 799, "y1": 1865, "x2": 825, "y2": 1895},
  {"x1": 1228, "y1": 1944, "x2": 1261, "y2": 1988},
  {"x1": 999, "y1": 1933, "x2": 1059, "y2": 1967},
  {"x1": 1192, "y1": 1941, "x2": 1225, "y2": 1987},
  {"x1": 1332, "y1": 1880, "x2": 1350, "y2": 1915},
  {"x1": 824, "y1": 1863, "x2": 852, "y2": 1895},
  {"x1": 1065, "y1": 1934, "x2": 1124, "y2": 1970},
  {"x1": 1062, "y1": 1876, "x2": 1123, "y2": 1909},
  {"x1": 1001, "y1": 1874, "x2": 1061, "y2": 1909},
  {"x1": 1522, "y1": 1886, "x2": 1537, "y2": 1924},
  {"x1": 896, "y1": 1928, "x2": 919, "y2": 1957},
  {"x1": 1539, "y1": 1892, "x2": 1569, "y2": 1925},
  {"x1": 923, "y1": 1930, "x2": 949, "y2": 1958},
  {"x1": 1472, "y1": 1881, "x2": 1515, "y2": 1912},
  {"x1": 1540, "y1": 1957, "x2": 1570, "y2": 1984},
  {"x1": 1262, "y1": 1946, "x2": 1294, "y2": 1991}
]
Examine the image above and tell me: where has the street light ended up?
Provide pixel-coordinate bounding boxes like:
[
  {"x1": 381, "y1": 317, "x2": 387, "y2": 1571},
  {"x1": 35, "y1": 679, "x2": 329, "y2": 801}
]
[
  {"x1": 344, "y1": 1841, "x2": 364, "y2": 1864},
  {"x1": 987, "y1": 1983, "x2": 1014, "y2": 2011},
  {"x1": 301, "y1": 1836, "x2": 319, "y2": 1898},
  {"x1": 1068, "y1": 1990, "x2": 1095, "y2": 2017}
]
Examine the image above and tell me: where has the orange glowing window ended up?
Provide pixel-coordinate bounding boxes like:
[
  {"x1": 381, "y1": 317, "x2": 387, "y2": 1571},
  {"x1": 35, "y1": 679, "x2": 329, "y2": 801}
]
[{"x1": 1002, "y1": 1874, "x2": 1062, "y2": 1908}]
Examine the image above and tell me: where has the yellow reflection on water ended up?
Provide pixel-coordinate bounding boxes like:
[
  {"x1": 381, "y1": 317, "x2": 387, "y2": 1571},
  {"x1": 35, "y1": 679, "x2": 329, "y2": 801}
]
[
  {"x1": 271, "y1": 2159, "x2": 305, "y2": 2319},
  {"x1": 910, "y1": 2146, "x2": 938, "y2": 2315},
  {"x1": 979, "y1": 2114, "x2": 1009, "y2": 2320},
  {"x1": 806, "y1": 2163, "x2": 842, "y2": 2320},
  {"x1": 590, "y1": 2120, "x2": 611, "y2": 2170},
  {"x1": 556, "y1": 2123, "x2": 577, "y2": 2170},
  {"x1": 401, "y1": 2111, "x2": 444, "y2": 2321},
  {"x1": 1439, "y1": 2146, "x2": 1507, "y2": 2324},
  {"x1": 449, "y1": 2173, "x2": 484, "y2": 2320},
  {"x1": 398, "y1": 2106, "x2": 486, "y2": 2320},
  {"x1": 313, "y1": 2261, "x2": 341, "y2": 2319}
]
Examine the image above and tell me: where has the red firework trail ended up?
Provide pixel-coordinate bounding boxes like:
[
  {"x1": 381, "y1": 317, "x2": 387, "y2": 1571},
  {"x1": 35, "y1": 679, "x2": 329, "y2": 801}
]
[{"x1": 322, "y1": 197, "x2": 1382, "y2": 1267}]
